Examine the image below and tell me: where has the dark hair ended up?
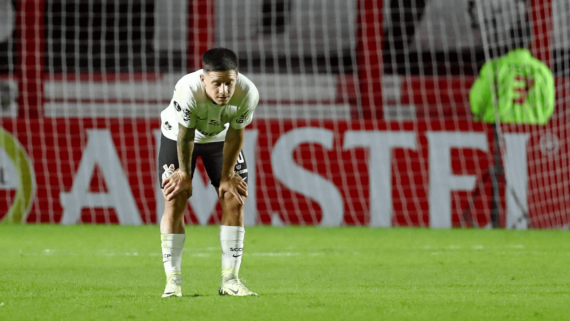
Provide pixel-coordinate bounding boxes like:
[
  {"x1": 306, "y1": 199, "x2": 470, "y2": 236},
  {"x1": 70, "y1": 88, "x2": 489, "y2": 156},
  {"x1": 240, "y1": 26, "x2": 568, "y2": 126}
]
[{"x1": 202, "y1": 48, "x2": 238, "y2": 73}]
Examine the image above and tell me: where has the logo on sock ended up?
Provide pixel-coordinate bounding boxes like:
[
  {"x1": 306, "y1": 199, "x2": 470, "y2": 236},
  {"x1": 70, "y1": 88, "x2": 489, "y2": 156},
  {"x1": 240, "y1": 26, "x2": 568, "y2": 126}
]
[{"x1": 230, "y1": 247, "x2": 243, "y2": 258}]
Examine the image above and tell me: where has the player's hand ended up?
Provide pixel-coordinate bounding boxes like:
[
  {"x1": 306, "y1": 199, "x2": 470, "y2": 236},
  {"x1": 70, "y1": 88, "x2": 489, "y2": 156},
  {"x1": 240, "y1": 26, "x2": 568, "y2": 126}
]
[
  {"x1": 162, "y1": 169, "x2": 192, "y2": 201},
  {"x1": 161, "y1": 164, "x2": 176, "y2": 182},
  {"x1": 232, "y1": 173, "x2": 248, "y2": 198},
  {"x1": 218, "y1": 173, "x2": 247, "y2": 205}
]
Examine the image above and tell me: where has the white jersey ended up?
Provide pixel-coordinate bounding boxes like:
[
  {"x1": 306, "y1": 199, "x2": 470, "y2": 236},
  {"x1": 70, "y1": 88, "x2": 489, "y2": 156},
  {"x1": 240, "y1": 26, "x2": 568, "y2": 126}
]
[{"x1": 160, "y1": 70, "x2": 259, "y2": 143}]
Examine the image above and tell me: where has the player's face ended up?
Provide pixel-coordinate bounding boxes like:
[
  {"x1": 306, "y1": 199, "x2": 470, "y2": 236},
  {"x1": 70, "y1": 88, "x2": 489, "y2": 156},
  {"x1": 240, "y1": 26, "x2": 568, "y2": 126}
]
[{"x1": 200, "y1": 70, "x2": 238, "y2": 105}]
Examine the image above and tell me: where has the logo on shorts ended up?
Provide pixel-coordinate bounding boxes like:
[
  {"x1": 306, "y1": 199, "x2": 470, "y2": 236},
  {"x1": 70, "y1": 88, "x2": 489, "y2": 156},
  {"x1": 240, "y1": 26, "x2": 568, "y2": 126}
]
[{"x1": 161, "y1": 164, "x2": 176, "y2": 182}]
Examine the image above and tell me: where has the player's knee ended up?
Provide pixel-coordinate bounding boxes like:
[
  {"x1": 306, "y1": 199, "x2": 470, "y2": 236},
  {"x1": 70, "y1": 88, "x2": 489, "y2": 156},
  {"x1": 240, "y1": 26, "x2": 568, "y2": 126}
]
[
  {"x1": 164, "y1": 193, "x2": 187, "y2": 217},
  {"x1": 220, "y1": 191, "x2": 246, "y2": 207}
]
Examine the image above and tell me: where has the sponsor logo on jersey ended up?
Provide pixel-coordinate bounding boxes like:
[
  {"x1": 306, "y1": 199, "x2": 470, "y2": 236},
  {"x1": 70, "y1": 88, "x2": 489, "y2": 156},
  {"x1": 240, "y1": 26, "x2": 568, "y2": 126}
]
[
  {"x1": 236, "y1": 109, "x2": 251, "y2": 124},
  {"x1": 173, "y1": 101, "x2": 182, "y2": 112},
  {"x1": 208, "y1": 119, "x2": 221, "y2": 126},
  {"x1": 197, "y1": 128, "x2": 224, "y2": 137},
  {"x1": 182, "y1": 107, "x2": 191, "y2": 122}
]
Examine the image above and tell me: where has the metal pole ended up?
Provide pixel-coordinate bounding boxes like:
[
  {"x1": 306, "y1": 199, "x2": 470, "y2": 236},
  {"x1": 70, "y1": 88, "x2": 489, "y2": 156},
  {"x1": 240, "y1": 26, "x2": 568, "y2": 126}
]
[
  {"x1": 490, "y1": 124, "x2": 502, "y2": 228},
  {"x1": 477, "y1": 2, "x2": 505, "y2": 228}
]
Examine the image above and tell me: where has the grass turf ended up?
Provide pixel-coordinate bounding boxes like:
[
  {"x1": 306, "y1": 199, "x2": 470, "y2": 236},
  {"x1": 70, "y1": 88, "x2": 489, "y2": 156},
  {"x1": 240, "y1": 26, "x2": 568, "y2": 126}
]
[{"x1": 0, "y1": 225, "x2": 569, "y2": 320}]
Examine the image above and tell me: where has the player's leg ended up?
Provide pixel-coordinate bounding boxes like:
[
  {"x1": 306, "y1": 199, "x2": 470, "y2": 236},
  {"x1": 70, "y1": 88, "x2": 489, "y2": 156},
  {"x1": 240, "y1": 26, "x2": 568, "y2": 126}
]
[
  {"x1": 159, "y1": 195, "x2": 186, "y2": 298},
  {"x1": 203, "y1": 146, "x2": 256, "y2": 296},
  {"x1": 157, "y1": 133, "x2": 197, "y2": 297},
  {"x1": 218, "y1": 187, "x2": 256, "y2": 296}
]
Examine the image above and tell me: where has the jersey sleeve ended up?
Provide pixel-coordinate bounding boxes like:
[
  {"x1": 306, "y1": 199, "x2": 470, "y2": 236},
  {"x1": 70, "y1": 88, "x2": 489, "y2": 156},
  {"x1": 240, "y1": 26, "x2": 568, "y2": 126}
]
[
  {"x1": 230, "y1": 86, "x2": 259, "y2": 129},
  {"x1": 172, "y1": 80, "x2": 197, "y2": 128},
  {"x1": 542, "y1": 65, "x2": 555, "y2": 120},
  {"x1": 469, "y1": 61, "x2": 493, "y2": 122}
]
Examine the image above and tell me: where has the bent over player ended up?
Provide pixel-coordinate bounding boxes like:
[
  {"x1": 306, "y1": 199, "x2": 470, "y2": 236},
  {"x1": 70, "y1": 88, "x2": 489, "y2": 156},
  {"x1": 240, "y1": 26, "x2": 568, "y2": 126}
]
[{"x1": 158, "y1": 48, "x2": 259, "y2": 297}]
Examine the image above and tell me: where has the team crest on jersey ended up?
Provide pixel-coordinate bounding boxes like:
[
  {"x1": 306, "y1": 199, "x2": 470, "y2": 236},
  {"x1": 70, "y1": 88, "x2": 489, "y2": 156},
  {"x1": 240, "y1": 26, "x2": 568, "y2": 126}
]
[{"x1": 163, "y1": 121, "x2": 172, "y2": 130}]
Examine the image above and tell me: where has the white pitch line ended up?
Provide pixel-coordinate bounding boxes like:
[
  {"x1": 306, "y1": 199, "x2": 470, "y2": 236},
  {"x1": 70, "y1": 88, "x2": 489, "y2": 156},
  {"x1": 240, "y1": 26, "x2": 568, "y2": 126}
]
[{"x1": 14, "y1": 250, "x2": 334, "y2": 258}]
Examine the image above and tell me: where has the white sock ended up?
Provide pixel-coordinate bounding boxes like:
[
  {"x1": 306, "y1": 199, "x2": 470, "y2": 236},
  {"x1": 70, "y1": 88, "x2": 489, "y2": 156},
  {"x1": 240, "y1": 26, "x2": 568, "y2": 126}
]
[
  {"x1": 161, "y1": 234, "x2": 186, "y2": 276},
  {"x1": 220, "y1": 225, "x2": 245, "y2": 285}
]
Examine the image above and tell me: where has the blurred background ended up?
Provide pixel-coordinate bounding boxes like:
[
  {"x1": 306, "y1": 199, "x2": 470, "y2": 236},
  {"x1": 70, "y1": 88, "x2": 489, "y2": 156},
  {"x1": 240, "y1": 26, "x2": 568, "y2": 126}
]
[{"x1": 0, "y1": 0, "x2": 568, "y2": 229}]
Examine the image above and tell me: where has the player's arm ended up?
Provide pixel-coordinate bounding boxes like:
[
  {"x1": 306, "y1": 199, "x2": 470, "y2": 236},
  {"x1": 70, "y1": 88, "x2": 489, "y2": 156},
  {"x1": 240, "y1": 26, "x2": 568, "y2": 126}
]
[
  {"x1": 162, "y1": 80, "x2": 197, "y2": 201},
  {"x1": 218, "y1": 85, "x2": 259, "y2": 203},
  {"x1": 162, "y1": 124, "x2": 195, "y2": 201},
  {"x1": 218, "y1": 127, "x2": 248, "y2": 204},
  {"x1": 469, "y1": 62, "x2": 492, "y2": 121},
  {"x1": 177, "y1": 124, "x2": 195, "y2": 175},
  {"x1": 543, "y1": 67, "x2": 555, "y2": 119}
]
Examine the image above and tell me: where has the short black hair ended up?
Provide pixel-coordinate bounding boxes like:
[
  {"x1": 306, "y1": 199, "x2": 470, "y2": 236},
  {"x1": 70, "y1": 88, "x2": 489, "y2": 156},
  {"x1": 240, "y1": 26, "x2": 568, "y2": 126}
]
[{"x1": 202, "y1": 48, "x2": 238, "y2": 73}]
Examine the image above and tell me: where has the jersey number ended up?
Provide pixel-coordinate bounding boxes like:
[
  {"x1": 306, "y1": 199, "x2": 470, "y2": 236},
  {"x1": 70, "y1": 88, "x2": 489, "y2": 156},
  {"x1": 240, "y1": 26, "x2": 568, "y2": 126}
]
[{"x1": 513, "y1": 76, "x2": 534, "y2": 105}]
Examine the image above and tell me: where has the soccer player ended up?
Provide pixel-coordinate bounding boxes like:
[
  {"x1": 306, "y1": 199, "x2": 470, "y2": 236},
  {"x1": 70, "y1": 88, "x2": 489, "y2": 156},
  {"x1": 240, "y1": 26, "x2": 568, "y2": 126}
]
[
  {"x1": 468, "y1": 26, "x2": 554, "y2": 228},
  {"x1": 469, "y1": 26, "x2": 554, "y2": 124},
  {"x1": 158, "y1": 48, "x2": 259, "y2": 297}
]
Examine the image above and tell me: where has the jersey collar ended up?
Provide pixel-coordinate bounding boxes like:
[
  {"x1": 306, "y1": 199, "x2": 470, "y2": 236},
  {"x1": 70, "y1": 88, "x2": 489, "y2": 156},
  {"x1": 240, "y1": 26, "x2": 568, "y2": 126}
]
[{"x1": 508, "y1": 48, "x2": 532, "y2": 58}]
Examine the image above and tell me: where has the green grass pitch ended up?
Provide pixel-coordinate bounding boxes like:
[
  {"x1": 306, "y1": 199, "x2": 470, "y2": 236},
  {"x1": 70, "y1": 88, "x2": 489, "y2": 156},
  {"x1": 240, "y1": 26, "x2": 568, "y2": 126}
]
[{"x1": 0, "y1": 225, "x2": 569, "y2": 320}]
